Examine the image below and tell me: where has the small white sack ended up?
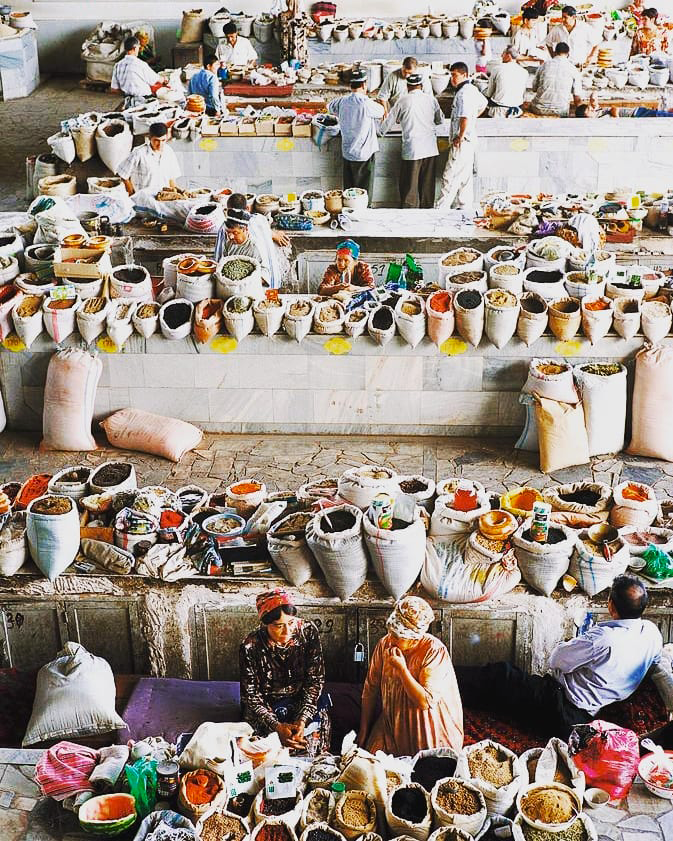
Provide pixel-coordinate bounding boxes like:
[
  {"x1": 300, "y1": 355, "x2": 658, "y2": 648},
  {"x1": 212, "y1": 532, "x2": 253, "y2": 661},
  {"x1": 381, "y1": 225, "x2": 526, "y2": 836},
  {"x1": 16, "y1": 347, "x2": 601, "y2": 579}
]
[
  {"x1": 455, "y1": 740, "x2": 525, "y2": 817},
  {"x1": 77, "y1": 297, "x2": 110, "y2": 344},
  {"x1": 26, "y1": 495, "x2": 81, "y2": 581},
  {"x1": 106, "y1": 298, "x2": 136, "y2": 349},
  {"x1": 42, "y1": 295, "x2": 81, "y2": 343},
  {"x1": 284, "y1": 298, "x2": 316, "y2": 343},
  {"x1": 12, "y1": 297, "x2": 44, "y2": 348},
  {"x1": 395, "y1": 295, "x2": 427, "y2": 349}
]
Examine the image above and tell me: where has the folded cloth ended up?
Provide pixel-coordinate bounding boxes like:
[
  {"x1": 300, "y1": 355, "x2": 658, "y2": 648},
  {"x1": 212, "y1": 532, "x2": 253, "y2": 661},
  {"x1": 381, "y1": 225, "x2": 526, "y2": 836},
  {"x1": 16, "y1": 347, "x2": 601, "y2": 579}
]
[
  {"x1": 89, "y1": 744, "x2": 130, "y2": 791},
  {"x1": 34, "y1": 740, "x2": 99, "y2": 801},
  {"x1": 136, "y1": 544, "x2": 196, "y2": 581}
]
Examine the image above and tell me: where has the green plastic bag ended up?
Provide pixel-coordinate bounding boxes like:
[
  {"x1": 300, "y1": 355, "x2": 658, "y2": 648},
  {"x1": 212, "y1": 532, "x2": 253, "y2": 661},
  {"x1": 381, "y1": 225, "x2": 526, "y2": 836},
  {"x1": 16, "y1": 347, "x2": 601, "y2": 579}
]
[
  {"x1": 125, "y1": 757, "x2": 157, "y2": 819},
  {"x1": 643, "y1": 544, "x2": 673, "y2": 580}
]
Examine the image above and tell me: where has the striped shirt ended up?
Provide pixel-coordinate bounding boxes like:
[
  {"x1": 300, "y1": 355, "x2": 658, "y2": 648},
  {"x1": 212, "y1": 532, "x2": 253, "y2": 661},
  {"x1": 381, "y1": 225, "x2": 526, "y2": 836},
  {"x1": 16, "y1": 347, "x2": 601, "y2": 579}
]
[
  {"x1": 110, "y1": 54, "x2": 160, "y2": 101},
  {"x1": 328, "y1": 92, "x2": 385, "y2": 162}
]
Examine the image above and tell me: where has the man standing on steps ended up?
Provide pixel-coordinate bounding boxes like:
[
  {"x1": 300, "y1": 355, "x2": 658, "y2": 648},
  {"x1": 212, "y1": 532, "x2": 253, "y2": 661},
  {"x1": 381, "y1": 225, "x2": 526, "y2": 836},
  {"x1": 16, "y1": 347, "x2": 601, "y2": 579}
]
[
  {"x1": 328, "y1": 68, "x2": 385, "y2": 202},
  {"x1": 435, "y1": 62, "x2": 487, "y2": 213},
  {"x1": 380, "y1": 73, "x2": 444, "y2": 209}
]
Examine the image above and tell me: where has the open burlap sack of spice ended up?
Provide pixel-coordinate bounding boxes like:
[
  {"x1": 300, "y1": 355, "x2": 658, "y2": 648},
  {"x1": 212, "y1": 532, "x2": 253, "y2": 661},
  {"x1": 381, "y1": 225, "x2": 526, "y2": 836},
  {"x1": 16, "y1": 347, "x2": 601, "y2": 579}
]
[
  {"x1": 526, "y1": 737, "x2": 585, "y2": 801},
  {"x1": 251, "y1": 818, "x2": 299, "y2": 841},
  {"x1": 333, "y1": 791, "x2": 378, "y2": 840},
  {"x1": 253, "y1": 790, "x2": 303, "y2": 829},
  {"x1": 299, "y1": 789, "x2": 336, "y2": 831},
  {"x1": 177, "y1": 768, "x2": 226, "y2": 822},
  {"x1": 430, "y1": 777, "x2": 487, "y2": 837},
  {"x1": 455, "y1": 740, "x2": 524, "y2": 817},
  {"x1": 512, "y1": 519, "x2": 575, "y2": 597}
]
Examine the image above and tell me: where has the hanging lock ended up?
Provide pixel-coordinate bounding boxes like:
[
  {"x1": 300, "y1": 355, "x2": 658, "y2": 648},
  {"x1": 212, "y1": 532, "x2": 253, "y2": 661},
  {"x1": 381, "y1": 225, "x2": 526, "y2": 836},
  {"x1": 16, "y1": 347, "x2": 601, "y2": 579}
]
[{"x1": 353, "y1": 643, "x2": 365, "y2": 663}]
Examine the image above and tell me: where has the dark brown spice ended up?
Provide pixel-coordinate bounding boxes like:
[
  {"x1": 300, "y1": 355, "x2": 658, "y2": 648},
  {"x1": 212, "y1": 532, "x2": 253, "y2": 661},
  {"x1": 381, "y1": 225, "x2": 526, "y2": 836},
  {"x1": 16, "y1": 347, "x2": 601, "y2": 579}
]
[
  {"x1": 93, "y1": 462, "x2": 132, "y2": 487},
  {"x1": 411, "y1": 755, "x2": 457, "y2": 790},
  {"x1": 163, "y1": 302, "x2": 192, "y2": 329},
  {"x1": 371, "y1": 307, "x2": 394, "y2": 330},
  {"x1": 522, "y1": 526, "x2": 565, "y2": 545},
  {"x1": 456, "y1": 290, "x2": 481, "y2": 310},
  {"x1": 261, "y1": 797, "x2": 297, "y2": 816},
  {"x1": 391, "y1": 786, "x2": 427, "y2": 823},
  {"x1": 320, "y1": 510, "x2": 357, "y2": 533},
  {"x1": 558, "y1": 489, "x2": 601, "y2": 507}
]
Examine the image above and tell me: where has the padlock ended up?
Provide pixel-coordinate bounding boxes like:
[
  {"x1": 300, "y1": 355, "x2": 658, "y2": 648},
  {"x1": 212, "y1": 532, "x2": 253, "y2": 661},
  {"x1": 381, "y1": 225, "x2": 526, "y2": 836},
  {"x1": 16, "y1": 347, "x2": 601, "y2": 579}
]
[{"x1": 353, "y1": 643, "x2": 365, "y2": 663}]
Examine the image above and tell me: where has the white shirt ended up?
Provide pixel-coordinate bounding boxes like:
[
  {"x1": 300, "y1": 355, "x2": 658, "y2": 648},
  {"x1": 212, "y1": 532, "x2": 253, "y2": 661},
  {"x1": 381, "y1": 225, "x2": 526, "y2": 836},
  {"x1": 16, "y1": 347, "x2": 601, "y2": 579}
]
[
  {"x1": 328, "y1": 92, "x2": 384, "y2": 162},
  {"x1": 546, "y1": 21, "x2": 598, "y2": 66},
  {"x1": 550, "y1": 618, "x2": 665, "y2": 714},
  {"x1": 216, "y1": 36, "x2": 258, "y2": 65},
  {"x1": 380, "y1": 90, "x2": 443, "y2": 160},
  {"x1": 117, "y1": 142, "x2": 181, "y2": 190},
  {"x1": 110, "y1": 54, "x2": 160, "y2": 99},
  {"x1": 450, "y1": 82, "x2": 488, "y2": 143},
  {"x1": 485, "y1": 61, "x2": 530, "y2": 108},
  {"x1": 377, "y1": 69, "x2": 432, "y2": 106},
  {"x1": 512, "y1": 27, "x2": 548, "y2": 62}
]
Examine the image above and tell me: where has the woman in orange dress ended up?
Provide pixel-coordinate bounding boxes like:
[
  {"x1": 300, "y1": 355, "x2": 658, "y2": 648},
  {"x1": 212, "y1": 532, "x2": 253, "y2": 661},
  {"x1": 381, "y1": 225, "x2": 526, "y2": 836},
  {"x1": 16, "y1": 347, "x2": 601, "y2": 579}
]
[
  {"x1": 357, "y1": 596, "x2": 463, "y2": 756},
  {"x1": 630, "y1": 8, "x2": 669, "y2": 56}
]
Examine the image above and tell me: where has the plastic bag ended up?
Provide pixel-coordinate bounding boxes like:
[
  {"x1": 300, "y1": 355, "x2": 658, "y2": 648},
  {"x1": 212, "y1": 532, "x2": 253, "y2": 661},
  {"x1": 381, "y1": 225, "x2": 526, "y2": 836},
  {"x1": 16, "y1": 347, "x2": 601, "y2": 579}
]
[
  {"x1": 568, "y1": 720, "x2": 640, "y2": 799},
  {"x1": 643, "y1": 544, "x2": 673, "y2": 580},
  {"x1": 125, "y1": 757, "x2": 157, "y2": 819}
]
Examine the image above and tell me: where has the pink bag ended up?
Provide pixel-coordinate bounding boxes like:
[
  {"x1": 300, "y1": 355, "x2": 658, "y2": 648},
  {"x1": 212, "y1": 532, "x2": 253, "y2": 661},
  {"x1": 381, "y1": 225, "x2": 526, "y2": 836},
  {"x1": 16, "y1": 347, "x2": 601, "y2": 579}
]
[{"x1": 569, "y1": 720, "x2": 640, "y2": 799}]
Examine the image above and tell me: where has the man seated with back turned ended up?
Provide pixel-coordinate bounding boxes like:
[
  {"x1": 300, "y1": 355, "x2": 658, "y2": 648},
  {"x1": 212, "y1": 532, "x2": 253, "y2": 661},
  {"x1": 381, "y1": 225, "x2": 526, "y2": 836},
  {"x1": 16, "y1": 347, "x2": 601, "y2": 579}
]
[
  {"x1": 528, "y1": 42, "x2": 583, "y2": 117},
  {"x1": 456, "y1": 576, "x2": 673, "y2": 739}
]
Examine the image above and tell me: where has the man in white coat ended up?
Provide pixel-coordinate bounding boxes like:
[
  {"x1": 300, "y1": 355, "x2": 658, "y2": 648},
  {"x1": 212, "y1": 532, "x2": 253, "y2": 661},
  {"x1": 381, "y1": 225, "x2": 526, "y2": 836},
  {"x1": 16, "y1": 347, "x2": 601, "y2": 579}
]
[{"x1": 436, "y1": 63, "x2": 487, "y2": 213}]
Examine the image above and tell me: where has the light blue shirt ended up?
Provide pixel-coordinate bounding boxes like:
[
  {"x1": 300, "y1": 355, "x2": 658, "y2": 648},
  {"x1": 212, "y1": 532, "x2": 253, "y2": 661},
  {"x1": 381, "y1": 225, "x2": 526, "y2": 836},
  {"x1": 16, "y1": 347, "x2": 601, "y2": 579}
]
[
  {"x1": 328, "y1": 91, "x2": 385, "y2": 162},
  {"x1": 549, "y1": 618, "x2": 664, "y2": 714},
  {"x1": 188, "y1": 68, "x2": 220, "y2": 113}
]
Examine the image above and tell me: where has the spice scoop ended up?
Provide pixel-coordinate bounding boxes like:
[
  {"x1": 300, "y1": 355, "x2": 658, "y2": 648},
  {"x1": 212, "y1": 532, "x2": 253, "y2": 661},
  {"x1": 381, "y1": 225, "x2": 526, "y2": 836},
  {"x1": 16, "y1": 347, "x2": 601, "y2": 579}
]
[{"x1": 588, "y1": 523, "x2": 620, "y2": 561}]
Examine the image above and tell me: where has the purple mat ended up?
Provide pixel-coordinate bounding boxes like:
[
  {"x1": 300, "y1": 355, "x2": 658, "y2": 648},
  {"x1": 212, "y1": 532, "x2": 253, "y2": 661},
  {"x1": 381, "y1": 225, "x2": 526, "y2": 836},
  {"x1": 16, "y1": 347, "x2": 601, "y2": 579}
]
[{"x1": 119, "y1": 678, "x2": 363, "y2": 749}]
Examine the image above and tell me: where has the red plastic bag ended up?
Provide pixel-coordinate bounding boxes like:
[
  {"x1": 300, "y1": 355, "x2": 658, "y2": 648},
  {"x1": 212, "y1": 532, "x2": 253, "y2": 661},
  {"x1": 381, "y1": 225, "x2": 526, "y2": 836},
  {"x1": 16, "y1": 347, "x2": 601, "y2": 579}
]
[{"x1": 568, "y1": 720, "x2": 640, "y2": 799}]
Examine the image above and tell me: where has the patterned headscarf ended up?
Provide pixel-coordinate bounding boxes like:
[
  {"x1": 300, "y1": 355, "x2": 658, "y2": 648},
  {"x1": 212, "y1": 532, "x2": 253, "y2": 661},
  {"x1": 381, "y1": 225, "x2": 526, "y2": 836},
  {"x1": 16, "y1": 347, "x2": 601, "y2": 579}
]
[
  {"x1": 386, "y1": 596, "x2": 434, "y2": 640},
  {"x1": 256, "y1": 588, "x2": 294, "y2": 620},
  {"x1": 336, "y1": 239, "x2": 360, "y2": 260}
]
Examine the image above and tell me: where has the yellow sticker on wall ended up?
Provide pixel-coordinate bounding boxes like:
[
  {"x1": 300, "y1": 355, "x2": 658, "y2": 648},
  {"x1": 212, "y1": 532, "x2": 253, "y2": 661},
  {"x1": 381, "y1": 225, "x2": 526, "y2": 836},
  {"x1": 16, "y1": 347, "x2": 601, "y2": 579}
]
[
  {"x1": 440, "y1": 338, "x2": 468, "y2": 356},
  {"x1": 554, "y1": 339, "x2": 583, "y2": 357},
  {"x1": 276, "y1": 138, "x2": 295, "y2": 152},
  {"x1": 510, "y1": 138, "x2": 529, "y2": 152},
  {"x1": 199, "y1": 137, "x2": 218, "y2": 152},
  {"x1": 324, "y1": 337, "x2": 352, "y2": 355},
  {"x1": 96, "y1": 336, "x2": 118, "y2": 353},
  {"x1": 211, "y1": 336, "x2": 238, "y2": 354},
  {"x1": 2, "y1": 334, "x2": 26, "y2": 352}
]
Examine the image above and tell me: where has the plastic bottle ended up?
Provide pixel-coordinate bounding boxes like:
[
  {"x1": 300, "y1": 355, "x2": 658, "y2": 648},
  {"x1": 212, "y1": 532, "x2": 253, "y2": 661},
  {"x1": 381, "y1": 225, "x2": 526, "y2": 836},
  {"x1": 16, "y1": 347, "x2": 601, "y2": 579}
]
[{"x1": 331, "y1": 781, "x2": 346, "y2": 805}]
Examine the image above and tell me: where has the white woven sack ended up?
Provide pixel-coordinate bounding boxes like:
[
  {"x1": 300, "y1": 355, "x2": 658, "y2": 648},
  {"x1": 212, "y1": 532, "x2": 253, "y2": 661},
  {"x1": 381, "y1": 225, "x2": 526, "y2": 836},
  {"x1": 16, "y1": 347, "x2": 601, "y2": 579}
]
[
  {"x1": 338, "y1": 465, "x2": 398, "y2": 510},
  {"x1": 529, "y1": 737, "x2": 585, "y2": 800},
  {"x1": 254, "y1": 298, "x2": 286, "y2": 337},
  {"x1": 512, "y1": 519, "x2": 575, "y2": 596},
  {"x1": 610, "y1": 480, "x2": 659, "y2": 528},
  {"x1": 385, "y1": 783, "x2": 432, "y2": 841},
  {"x1": 512, "y1": 813, "x2": 597, "y2": 841},
  {"x1": 395, "y1": 476, "x2": 436, "y2": 510},
  {"x1": 613, "y1": 298, "x2": 641, "y2": 340},
  {"x1": 430, "y1": 494, "x2": 490, "y2": 537},
  {"x1": 284, "y1": 298, "x2": 316, "y2": 343},
  {"x1": 159, "y1": 298, "x2": 194, "y2": 340},
  {"x1": 77, "y1": 299, "x2": 110, "y2": 344},
  {"x1": 430, "y1": 777, "x2": 487, "y2": 837},
  {"x1": 48, "y1": 466, "x2": 91, "y2": 501},
  {"x1": 427, "y1": 293, "x2": 454, "y2": 348},
  {"x1": 580, "y1": 297, "x2": 614, "y2": 344},
  {"x1": 568, "y1": 530, "x2": 630, "y2": 596},
  {"x1": 106, "y1": 298, "x2": 136, "y2": 349},
  {"x1": 253, "y1": 790, "x2": 303, "y2": 828},
  {"x1": 109, "y1": 264, "x2": 152, "y2": 301},
  {"x1": 26, "y1": 495, "x2": 80, "y2": 581},
  {"x1": 95, "y1": 120, "x2": 133, "y2": 174},
  {"x1": 395, "y1": 295, "x2": 427, "y2": 348},
  {"x1": 42, "y1": 348, "x2": 101, "y2": 451},
  {"x1": 522, "y1": 266, "x2": 566, "y2": 300},
  {"x1": 42, "y1": 295, "x2": 81, "y2": 343},
  {"x1": 176, "y1": 271, "x2": 214, "y2": 303},
  {"x1": 438, "y1": 248, "x2": 483, "y2": 282},
  {"x1": 344, "y1": 308, "x2": 368, "y2": 338},
  {"x1": 89, "y1": 461, "x2": 137, "y2": 495},
  {"x1": 367, "y1": 305, "x2": 396, "y2": 346},
  {"x1": 216, "y1": 256, "x2": 264, "y2": 299},
  {"x1": 573, "y1": 364, "x2": 627, "y2": 457},
  {"x1": 267, "y1": 516, "x2": 318, "y2": 588},
  {"x1": 299, "y1": 791, "x2": 337, "y2": 831},
  {"x1": 488, "y1": 263, "x2": 523, "y2": 294},
  {"x1": 455, "y1": 740, "x2": 524, "y2": 817},
  {"x1": 314, "y1": 299, "x2": 346, "y2": 335},
  {"x1": 641, "y1": 301, "x2": 672, "y2": 344},
  {"x1": 543, "y1": 482, "x2": 612, "y2": 518},
  {"x1": 484, "y1": 292, "x2": 519, "y2": 349},
  {"x1": 516, "y1": 294, "x2": 548, "y2": 347},
  {"x1": 445, "y1": 271, "x2": 488, "y2": 295},
  {"x1": 305, "y1": 504, "x2": 368, "y2": 601},
  {"x1": 223, "y1": 303, "x2": 254, "y2": 341},
  {"x1": 453, "y1": 294, "x2": 484, "y2": 347},
  {"x1": 522, "y1": 358, "x2": 578, "y2": 403},
  {"x1": 12, "y1": 300, "x2": 43, "y2": 348},
  {"x1": 132, "y1": 304, "x2": 159, "y2": 338},
  {"x1": 0, "y1": 513, "x2": 28, "y2": 576},
  {"x1": 363, "y1": 510, "x2": 426, "y2": 599}
]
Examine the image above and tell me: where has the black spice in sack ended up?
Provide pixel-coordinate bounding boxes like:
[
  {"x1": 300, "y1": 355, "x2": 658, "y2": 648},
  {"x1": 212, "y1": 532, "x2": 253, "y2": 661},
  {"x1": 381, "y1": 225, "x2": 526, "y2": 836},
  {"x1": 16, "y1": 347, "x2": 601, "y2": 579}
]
[
  {"x1": 372, "y1": 307, "x2": 394, "y2": 330},
  {"x1": 261, "y1": 796, "x2": 297, "y2": 816},
  {"x1": 113, "y1": 267, "x2": 146, "y2": 284},
  {"x1": 307, "y1": 830, "x2": 339, "y2": 841},
  {"x1": 94, "y1": 462, "x2": 132, "y2": 486},
  {"x1": 411, "y1": 755, "x2": 457, "y2": 790},
  {"x1": 522, "y1": 297, "x2": 545, "y2": 314},
  {"x1": 521, "y1": 526, "x2": 565, "y2": 544},
  {"x1": 558, "y1": 489, "x2": 601, "y2": 506},
  {"x1": 228, "y1": 792, "x2": 254, "y2": 817},
  {"x1": 320, "y1": 509, "x2": 357, "y2": 533},
  {"x1": 391, "y1": 786, "x2": 427, "y2": 823},
  {"x1": 163, "y1": 302, "x2": 192, "y2": 329},
  {"x1": 527, "y1": 270, "x2": 562, "y2": 283},
  {"x1": 455, "y1": 290, "x2": 481, "y2": 310}
]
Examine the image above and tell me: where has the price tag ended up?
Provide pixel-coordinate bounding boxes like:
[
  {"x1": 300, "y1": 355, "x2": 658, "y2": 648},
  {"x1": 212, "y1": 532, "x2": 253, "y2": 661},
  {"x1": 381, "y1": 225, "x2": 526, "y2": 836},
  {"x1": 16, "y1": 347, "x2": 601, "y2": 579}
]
[
  {"x1": 96, "y1": 336, "x2": 118, "y2": 353},
  {"x1": 554, "y1": 339, "x2": 583, "y2": 357},
  {"x1": 50, "y1": 285, "x2": 76, "y2": 301},
  {"x1": 265, "y1": 764, "x2": 300, "y2": 800},
  {"x1": 211, "y1": 336, "x2": 238, "y2": 354}
]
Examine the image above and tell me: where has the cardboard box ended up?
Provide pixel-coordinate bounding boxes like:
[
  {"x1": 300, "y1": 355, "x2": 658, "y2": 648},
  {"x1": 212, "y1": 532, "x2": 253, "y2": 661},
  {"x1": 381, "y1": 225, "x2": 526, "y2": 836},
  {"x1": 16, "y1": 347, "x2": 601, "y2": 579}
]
[
  {"x1": 238, "y1": 118, "x2": 256, "y2": 136},
  {"x1": 255, "y1": 117, "x2": 276, "y2": 136},
  {"x1": 275, "y1": 117, "x2": 294, "y2": 137},
  {"x1": 219, "y1": 117, "x2": 240, "y2": 136},
  {"x1": 0, "y1": 29, "x2": 40, "y2": 101},
  {"x1": 53, "y1": 248, "x2": 112, "y2": 280},
  {"x1": 292, "y1": 117, "x2": 312, "y2": 137}
]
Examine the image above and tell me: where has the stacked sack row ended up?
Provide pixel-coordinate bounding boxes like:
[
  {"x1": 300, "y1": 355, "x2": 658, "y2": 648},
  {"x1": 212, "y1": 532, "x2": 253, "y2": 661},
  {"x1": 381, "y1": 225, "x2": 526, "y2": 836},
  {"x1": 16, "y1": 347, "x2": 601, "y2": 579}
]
[
  {"x1": 3, "y1": 450, "x2": 672, "y2": 600},
  {"x1": 518, "y1": 345, "x2": 673, "y2": 474}
]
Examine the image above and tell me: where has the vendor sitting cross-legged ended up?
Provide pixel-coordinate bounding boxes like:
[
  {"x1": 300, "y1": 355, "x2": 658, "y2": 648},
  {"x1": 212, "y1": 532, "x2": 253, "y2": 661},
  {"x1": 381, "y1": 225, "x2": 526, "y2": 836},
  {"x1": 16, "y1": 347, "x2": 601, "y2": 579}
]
[
  {"x1": 240, "y1": 589, "x2": 331, "y2": 755},
  {"x1": 318, "y1": 239, "x2": 375, "y2": 297}
]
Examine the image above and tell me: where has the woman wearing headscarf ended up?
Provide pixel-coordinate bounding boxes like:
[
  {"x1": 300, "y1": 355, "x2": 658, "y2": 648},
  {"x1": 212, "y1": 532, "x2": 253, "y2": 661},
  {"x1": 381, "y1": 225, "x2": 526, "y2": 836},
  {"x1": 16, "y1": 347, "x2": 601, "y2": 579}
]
[
  {"x1": 358, "y1": 596, "x2": 463, "y2": 756},
  {"x1": 318, "y1": 239, "x2": 375, "y2": 297},
  {"x1": 240, "y1": 589, "x2": 331, "y2": 754}
]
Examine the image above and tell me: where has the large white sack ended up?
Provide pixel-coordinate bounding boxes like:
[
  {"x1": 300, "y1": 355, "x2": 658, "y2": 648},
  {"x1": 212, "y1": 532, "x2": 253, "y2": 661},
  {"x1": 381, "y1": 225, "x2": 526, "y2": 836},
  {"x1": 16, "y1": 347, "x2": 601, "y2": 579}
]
[
  {"x1": 573, "y1": 363, "x2": 627, "y2": 457},
  {"x1": 41, "y1": 348, "x2": 102, "y2": 451},
  {"x1": 363, "y1": 511, "x2": 426, "y2": 599},
  {"x1": 628, "y1": 344, "x2": 673, "y2": 462}
]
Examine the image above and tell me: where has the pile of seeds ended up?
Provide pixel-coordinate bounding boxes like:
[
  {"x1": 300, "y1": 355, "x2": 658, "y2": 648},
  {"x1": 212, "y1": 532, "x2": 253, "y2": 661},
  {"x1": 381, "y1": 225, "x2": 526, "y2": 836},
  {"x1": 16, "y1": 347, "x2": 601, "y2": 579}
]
[
  {"x1": 83, "y1": 297, "x2": 106, "y2": 314},
  {"x1": 289, "y1": 300, "x2": 311, "y2": 317},
  {"x1": 31, "y1": 496, "x2": 71, "y2": 515},
  {"x1": 579, "y1": 363, "x2": 621, "y2": 377},
  {"x1": 221, "y1": 258, "x2": 255, "y2": 280},
  {"x1": 200, "y1": 812, "x2": 247, "y2": 841},
  {"x1": 521, "y1": 822, "x2": 587, "y2": 841},
  {"x1": 450, "y1": 271, "x2": 483, "y2": 285},
  {"x1": 435, "y1": 780, "x2": 481, "y2": 815},
  {"x1": 15, "y1": 296, "x2": 42, "y2": 318},
  {"x1": 442, "y1": 249, "x2": 480, "y2": 266},
  {"x1": 467, "y1": 745, "x2": 514, "y2": 788},
  {"x1": 475, "y1": 533, "x2": 506, "y2": 553},
  {"x1": 492, "y1": 264, "x2": 519, "y2": 275},
  {"x1": 340, "y1": 795, "x2": 374, "y2": 827}
]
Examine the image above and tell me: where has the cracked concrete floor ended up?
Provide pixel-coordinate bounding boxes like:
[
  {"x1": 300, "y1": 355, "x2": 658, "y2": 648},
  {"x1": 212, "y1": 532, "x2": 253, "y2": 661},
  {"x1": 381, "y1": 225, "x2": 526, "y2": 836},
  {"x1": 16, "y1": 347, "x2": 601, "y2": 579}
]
[{"x1": 2, "y1": 430, "x2": 673, "y2": 499}]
